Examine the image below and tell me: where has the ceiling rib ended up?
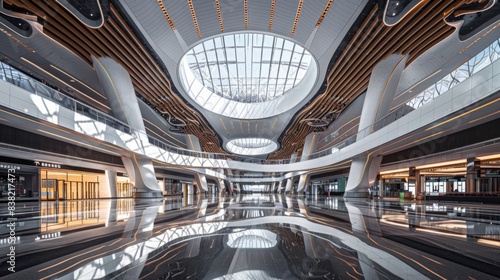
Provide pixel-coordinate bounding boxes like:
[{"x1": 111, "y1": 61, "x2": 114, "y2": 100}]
[
  {"x1": 270, "y1": 1, "x2": 457, "y2": 159},
  {"x1": 7, "y1": 0, "x2": 225, "y2": 154}
]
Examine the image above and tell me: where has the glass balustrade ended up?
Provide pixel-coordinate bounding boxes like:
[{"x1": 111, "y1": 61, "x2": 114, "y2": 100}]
[
  {"x1": 2, "y1": 38, "x2": 498, "y2": 166},
  {"x1": 0, "y1": 61, "x2": 131, "y2": 134}
]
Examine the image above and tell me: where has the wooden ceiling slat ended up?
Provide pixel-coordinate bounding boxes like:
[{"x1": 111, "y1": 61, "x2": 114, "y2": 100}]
[
  {"x1": 7, "y1": 0, "x2": 465, "y2": 158},
  {"x1": 12, "y1": 1, "x2": 225, "y2": 154},
  {"x1": 270, "y1": 2, "x2": 458, "y2": 159}
]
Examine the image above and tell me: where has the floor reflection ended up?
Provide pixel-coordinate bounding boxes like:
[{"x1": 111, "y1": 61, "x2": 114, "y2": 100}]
[{"x1": 0, "y1": 194, "x2": 499, "y2": 279}]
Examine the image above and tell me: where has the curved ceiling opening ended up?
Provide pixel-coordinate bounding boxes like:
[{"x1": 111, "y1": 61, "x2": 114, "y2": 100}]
[
  {"x1": 226, "y1": 138, "x2": 278, "y2": 156},
  {"x1": 179, "y1": 32, "x2": 318, "y2": 119}
]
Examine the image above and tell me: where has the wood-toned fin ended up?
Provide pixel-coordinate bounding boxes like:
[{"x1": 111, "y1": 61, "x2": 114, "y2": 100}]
[
  {"x1": 9, "y1": 1, "x2": 224, "y2": 154},
  {"x1": 271, "y1": 1, "x2": 456, "y2": 159},
  {"x1": 220, "y1": 118, "x2": 229, "y2": 135}
]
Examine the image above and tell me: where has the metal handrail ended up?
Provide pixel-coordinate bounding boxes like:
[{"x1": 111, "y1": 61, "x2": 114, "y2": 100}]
[
  {"x1": 0, "y1": 67, "x2": 131, "y2": 134},
  {"x1": 3, "y1": 38, "x2": 498, "y2": 167}
]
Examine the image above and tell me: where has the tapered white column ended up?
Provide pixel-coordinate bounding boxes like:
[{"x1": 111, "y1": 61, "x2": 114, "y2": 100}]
[
  {"x1": 93, "y1": 56, "x2": 162, "y2": 198},
  {"x1": 284, "y1": 153, "x2": 298, "y2": 193},
  {"x1": 297, "y1": 133, "x2": 318, "y2": 193},
  {"x1": 185, "y1": 134, "x2": 209, "y2": 191},
  {"x1": 345, "y1": 54, "x2": 407, "y2": 198}
]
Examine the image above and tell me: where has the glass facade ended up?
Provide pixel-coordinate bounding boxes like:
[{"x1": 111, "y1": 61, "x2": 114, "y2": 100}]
[{"x1": 407, "y1": 39, "x2": 500, "y2": 109}]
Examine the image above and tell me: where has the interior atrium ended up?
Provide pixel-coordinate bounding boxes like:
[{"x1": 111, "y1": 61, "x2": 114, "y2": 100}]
[{"x1": 0, "y1": 0, "x2": 499, "y2": 279}]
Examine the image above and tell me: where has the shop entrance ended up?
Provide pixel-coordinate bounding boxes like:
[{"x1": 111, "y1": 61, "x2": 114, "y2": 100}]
[
  {"x1": 117, "y1": 182, "x2": 133, "y2": 197},
  {"x1": 41, "y1": 169, "x2": 103, "y2": 200},
  {"x1": 41, "y1": 179, "x2": 57, "y2": 201}
]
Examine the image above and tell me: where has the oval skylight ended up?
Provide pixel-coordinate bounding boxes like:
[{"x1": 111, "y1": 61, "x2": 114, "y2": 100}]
[
  {"x1": 184, "y1": 33, "x2": 311, "y2": 102},
  {"x1": 179, "y1": 33, "x2": 318, "y2": 119},
  {"x1": 226, "y1": 138, "x2": 278, "y2": 156}
]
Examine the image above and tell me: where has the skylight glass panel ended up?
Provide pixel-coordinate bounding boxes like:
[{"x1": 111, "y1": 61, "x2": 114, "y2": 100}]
[{"x1": 183, "y1": 33, "x2": 312, "y2": 103}]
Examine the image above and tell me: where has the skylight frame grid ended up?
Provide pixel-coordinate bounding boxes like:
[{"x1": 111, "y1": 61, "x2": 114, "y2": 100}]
[{"x1": 184, "y1": 33, "x2": 311, "y2": 104}]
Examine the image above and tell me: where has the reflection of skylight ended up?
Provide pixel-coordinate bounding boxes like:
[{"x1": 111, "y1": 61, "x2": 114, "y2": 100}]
[
  {"x1": 183, "y1": 33, "x2": 312, "y2": 103},
  {"x1": 227, "y1": 229, "x2": 277, "y2": 248},
  {"x1": 226, "y1": 138, "x2": 278, "y2": 155}
]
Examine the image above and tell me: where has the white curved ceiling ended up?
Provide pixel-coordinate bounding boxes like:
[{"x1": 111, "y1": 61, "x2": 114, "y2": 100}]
[{"x1": 118, "y1": 0, "x2": 368, "y2": 156}]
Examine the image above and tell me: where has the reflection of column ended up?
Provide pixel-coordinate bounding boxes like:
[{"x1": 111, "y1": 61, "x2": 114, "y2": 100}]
[
  {"x1": 186, "y1": 134, "x2": 209, "y2": 191},
  {"x1": 357, "y1": 253, "x2": 381, "y2": 280},
  {"x1": 296, "y1": 174, "x2": 310, "y2": 194},
  {"x1": 118, "y1": 203, "x2": 160, "y2": 278},
  {"x1": 345, "y1": 201, "x2": 382, "y2": 236},
  {"x1": 218, "y1": 178, "x2": 226, "y2": 194},
  {"x1": 122, "y1": 205, "x2": 160, "y2": 240},
  {"x1": 106, "y1": 199, "x2": 117, "y2": 226},
  {"x1": 105, "y1": 170, "x2": 117, "y2": 198},
  {"x1": 285, "y1": 196, "x2": 293, "y2": 211},
  {"x1": 285, "y1": 177, "x2": 293, "y2": 194},
  {"x1": 197, "y1": 199, "x2": 208, "y2": 218},
  {"x1": 285, "y1": 153, "x2": 297, "y2": 193}
]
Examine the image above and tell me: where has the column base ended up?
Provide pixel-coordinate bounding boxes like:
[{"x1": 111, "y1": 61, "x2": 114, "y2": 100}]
[
  {"x1": 343, "y1": 191, "x2": 369, "y2": 199},
  {"x1": 134, "y1": 191, "x2": 163, "y2": 198}
]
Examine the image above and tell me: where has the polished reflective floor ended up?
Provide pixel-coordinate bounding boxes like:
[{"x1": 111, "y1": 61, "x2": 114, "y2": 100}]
[{"x1": 1, "y1": 194, "x2": 500, "y2": 279}]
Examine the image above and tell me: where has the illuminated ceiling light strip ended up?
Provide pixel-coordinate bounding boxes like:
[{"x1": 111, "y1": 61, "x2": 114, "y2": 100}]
[
  {"x1": 460, "y1": 22, "x2": 500, "y2": 54},
  {"x1": 468, "y1": 110, "x2": 500, "y2": 124},
  {"x1": 270, "y1": 118, "x2": 278, "y2": 132},
  {"x1": 219, "y1": 118, "x2": 229, "y2": 135},
  {"x1": 379, "y1": 168, "x2": 410, "y2": 175},
  {"x1": 425, "y1": 97, "x2": 500, "y2": 131},
  {"x1": 291, "y1": 0, "x2": 304, "y2": 37},
  {"x1": 316, "y1": 0, "x2": 334, "y2": 28},
  {"x1": 157, "y1": 0, "x2": 176, "y2": 30},
  {"x1": 0, "y1": 21, "x2": 32, "y2": 40},
  {"x1": 187, "y1": 0, "x2": 201, "y2": 38},
  {"x1": 244, "y1": 0, "x2": 248, "y2": 28},
  {"x1": 50, "y1": 64, "x2": 106, "y2": 99},
  {"x1": 230, "y1": 120, "x2": 236, "y2": 134},
  {"x1": 215, "y1": 0, "x2": 224, "y2": 32},
  {"x1": 145, "y1": 126, "x2": 181, "y2": 147},
  {"x1": 55, "y1": 0, "x2": 104, "y2": 29},
  {"x1": 20, "y1": 57, "x2": 110, "y2": 110},
  {"x1": 143, "y1": 119, "x2": 185, "y2": 146},
  {"x1": 268, "y1": 0, "x2": 276, "y2": 31},
  {"x1": 393, "y1": 69, "x2": 441, "y2": 101}
]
